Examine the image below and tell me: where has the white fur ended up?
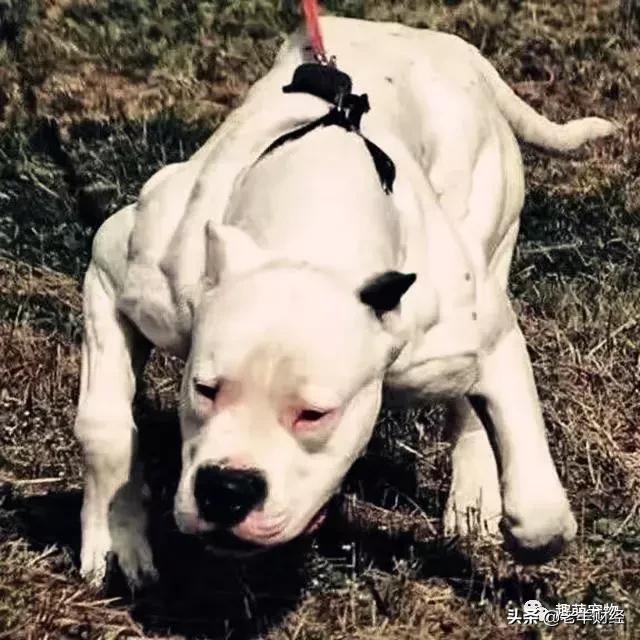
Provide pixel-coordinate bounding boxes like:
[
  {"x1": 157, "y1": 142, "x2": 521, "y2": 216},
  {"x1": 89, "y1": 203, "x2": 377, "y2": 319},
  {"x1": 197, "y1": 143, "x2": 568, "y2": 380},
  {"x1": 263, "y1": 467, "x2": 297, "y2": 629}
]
[{"x1": 74, "y1": 17, "x2": 613, "y2": 585}]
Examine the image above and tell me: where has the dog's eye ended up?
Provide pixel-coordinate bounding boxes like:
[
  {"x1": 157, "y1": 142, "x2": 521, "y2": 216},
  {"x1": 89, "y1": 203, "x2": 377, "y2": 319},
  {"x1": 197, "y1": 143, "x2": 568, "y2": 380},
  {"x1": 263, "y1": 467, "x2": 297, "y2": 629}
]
[
  {"x1": 194, "y1": 381, "x2": 220, "y2": 402},
  {"x1": 293, "y1": 408, "x2": 336, "y2": 432},
  {"x1": 298, "y1": 409, "x2": 327, "y2": 422}
]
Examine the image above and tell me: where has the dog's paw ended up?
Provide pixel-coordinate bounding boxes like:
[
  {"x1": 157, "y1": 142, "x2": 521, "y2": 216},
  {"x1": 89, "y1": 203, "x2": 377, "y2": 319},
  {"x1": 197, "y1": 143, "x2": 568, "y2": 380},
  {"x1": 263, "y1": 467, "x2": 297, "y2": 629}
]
[
  {"x1": 501, "y1": 488, "x2": 577, "y2": 564},
  {"x1": 80, "y1": 522, "x2": 158, "y2": 589},
  {"x1": 80, "y1": 524, "x2": 112, "y2": 588},
  {"x1": 444, "y1": 430, "x2": 502, "y2": 539},
  {"x1": 112, "y1": 528, "x2": 159, "y2": 589},
  {"x1": 443, "y1": 482, "x2": 502, "y2": 539}
]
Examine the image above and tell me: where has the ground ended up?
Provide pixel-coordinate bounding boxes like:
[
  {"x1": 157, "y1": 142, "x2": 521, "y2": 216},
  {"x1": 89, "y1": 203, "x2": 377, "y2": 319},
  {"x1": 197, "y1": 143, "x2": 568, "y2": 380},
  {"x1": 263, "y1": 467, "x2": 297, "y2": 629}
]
[{"x1": 0, "y1": 1, "x2": 639, "y2": 638}]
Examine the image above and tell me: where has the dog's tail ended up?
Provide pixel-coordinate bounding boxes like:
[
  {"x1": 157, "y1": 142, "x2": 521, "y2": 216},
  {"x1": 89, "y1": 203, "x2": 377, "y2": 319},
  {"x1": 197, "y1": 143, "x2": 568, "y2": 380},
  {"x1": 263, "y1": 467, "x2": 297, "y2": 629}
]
[{"x1": 470, "y1": 44, "x2": 618, "y2": 152}]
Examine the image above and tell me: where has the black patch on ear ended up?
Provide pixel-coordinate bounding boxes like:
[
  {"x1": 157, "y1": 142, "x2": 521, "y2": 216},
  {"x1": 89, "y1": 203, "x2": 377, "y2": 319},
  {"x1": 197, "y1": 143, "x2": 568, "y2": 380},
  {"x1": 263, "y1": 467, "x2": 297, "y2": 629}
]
[{"x1": 359, "y1": 271, "x2": 417, "y2": 317}]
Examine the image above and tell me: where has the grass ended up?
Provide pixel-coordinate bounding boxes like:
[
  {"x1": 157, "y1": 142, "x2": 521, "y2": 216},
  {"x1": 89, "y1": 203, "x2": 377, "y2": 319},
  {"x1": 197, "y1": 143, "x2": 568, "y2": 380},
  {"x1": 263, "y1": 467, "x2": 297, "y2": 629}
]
[{"x1": 0, "y1": 0, "x2": 639, "y2": 638}]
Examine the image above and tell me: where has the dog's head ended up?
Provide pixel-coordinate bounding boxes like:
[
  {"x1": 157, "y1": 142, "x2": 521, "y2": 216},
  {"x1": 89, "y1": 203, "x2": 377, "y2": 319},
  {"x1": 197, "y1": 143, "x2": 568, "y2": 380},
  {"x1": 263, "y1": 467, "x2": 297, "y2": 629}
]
[{"x1": 174, "y1": 223, "x2": 415, "y2": 553}]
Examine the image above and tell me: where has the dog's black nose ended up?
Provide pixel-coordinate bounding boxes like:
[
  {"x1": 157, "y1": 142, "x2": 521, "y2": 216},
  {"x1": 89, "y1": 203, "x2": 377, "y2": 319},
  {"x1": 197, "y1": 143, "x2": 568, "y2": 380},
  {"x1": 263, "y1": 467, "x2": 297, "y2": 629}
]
[{"x1": 194, "y1": 465, "x2": 267, "y2": 528}]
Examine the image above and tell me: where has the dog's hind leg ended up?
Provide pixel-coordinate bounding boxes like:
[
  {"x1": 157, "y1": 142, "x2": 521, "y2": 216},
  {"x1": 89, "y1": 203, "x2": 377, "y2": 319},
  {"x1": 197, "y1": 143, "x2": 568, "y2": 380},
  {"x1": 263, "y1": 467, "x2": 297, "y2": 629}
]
[
  {"x1": 443, "y1": 397, "x2": 502, "y2": 538},
  {"x1": 74, "y1": 263, "x2": 156, "y2": 588}
]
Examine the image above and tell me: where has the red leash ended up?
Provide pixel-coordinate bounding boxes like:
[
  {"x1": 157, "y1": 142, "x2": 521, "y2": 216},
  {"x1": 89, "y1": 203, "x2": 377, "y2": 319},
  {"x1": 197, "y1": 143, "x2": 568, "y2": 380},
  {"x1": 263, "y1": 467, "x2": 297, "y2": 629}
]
[{"x1": 301, "y1": 0, "x2": 327, "y2": 62}]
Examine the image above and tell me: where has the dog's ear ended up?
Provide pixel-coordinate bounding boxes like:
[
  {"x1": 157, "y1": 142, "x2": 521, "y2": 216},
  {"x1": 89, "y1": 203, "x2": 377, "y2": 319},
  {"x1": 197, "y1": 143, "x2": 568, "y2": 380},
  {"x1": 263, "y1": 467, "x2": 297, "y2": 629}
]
[
  {"x1": 205, "y1": 222, "x2": 271, "y2": 283},
  {"x1": 358, "y1": 271, "x2": 416, "y2": 318}
]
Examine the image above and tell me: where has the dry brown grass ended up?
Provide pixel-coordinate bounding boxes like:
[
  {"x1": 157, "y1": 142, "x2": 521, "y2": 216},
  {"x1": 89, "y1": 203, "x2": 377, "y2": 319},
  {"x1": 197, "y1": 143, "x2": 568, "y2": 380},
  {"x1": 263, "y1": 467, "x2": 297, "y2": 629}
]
[
  {"x1": 0, "y1": 540, "x2": 145, "y2": 639},
  {"x1": 0, "y1": 256, "x2": 82, "y2": 312}
]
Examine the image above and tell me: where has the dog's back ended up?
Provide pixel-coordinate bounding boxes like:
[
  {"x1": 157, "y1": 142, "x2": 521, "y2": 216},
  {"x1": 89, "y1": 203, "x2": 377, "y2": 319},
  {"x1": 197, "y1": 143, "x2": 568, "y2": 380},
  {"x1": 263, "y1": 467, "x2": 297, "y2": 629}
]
[{"x1": 97, "y1": 16, "x2": 614, "y2": 356}]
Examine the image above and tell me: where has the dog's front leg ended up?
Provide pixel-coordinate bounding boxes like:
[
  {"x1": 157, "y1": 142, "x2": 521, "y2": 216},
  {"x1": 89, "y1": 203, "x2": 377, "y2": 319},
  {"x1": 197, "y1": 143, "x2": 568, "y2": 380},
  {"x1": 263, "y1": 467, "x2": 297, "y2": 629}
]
[
  {"x1": 470, "y1": 320, "x2": 577, "y2": 562},
  {"x1": 74, "y1": 264, "x2": 156, "y2": 587}
]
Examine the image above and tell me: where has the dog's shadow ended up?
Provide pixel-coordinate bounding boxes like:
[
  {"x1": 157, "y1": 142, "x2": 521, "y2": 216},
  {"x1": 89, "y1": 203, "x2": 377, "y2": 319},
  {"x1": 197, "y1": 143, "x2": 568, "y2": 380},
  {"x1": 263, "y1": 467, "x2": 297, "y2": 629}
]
[
  {"x1": 2, "y1": 405, "x2": 321, "y2": 639},
  {"x1": 4, "y1": 483, "x2": 315, "y2": 638}
]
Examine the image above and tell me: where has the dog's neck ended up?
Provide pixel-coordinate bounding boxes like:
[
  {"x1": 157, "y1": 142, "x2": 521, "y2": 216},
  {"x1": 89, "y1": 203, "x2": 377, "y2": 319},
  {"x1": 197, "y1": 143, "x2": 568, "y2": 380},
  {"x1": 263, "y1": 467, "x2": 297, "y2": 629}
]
[{"x1": 224, "y1": 126, "x2": 404, "y2": 284}]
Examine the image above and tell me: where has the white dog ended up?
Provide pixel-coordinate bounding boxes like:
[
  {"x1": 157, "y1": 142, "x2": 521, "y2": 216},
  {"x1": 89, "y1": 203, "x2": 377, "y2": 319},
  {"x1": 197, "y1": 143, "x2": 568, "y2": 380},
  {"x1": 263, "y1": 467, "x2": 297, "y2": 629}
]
[{"x1": 74, "y1": 16, "x2": 615, "y2": 586}]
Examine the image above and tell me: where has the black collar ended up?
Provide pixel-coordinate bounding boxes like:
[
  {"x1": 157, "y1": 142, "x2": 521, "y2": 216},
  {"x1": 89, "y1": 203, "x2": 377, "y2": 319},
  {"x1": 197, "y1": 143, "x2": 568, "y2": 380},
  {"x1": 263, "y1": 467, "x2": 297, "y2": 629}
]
[{"x1": 257, "y1": 63, "x2": 396, "y2": 194}]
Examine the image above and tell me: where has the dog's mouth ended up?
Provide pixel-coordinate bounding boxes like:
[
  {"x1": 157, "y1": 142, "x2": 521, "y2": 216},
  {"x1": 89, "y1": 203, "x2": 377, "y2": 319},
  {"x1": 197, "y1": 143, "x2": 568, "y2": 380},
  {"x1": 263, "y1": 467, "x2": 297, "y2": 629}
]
[
  {"x1": 201, "y1": 504, "x2": 330, "y2": 556},
  {"x1": 303, "y1": 505, "x2": 328, "y2": 534}
]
